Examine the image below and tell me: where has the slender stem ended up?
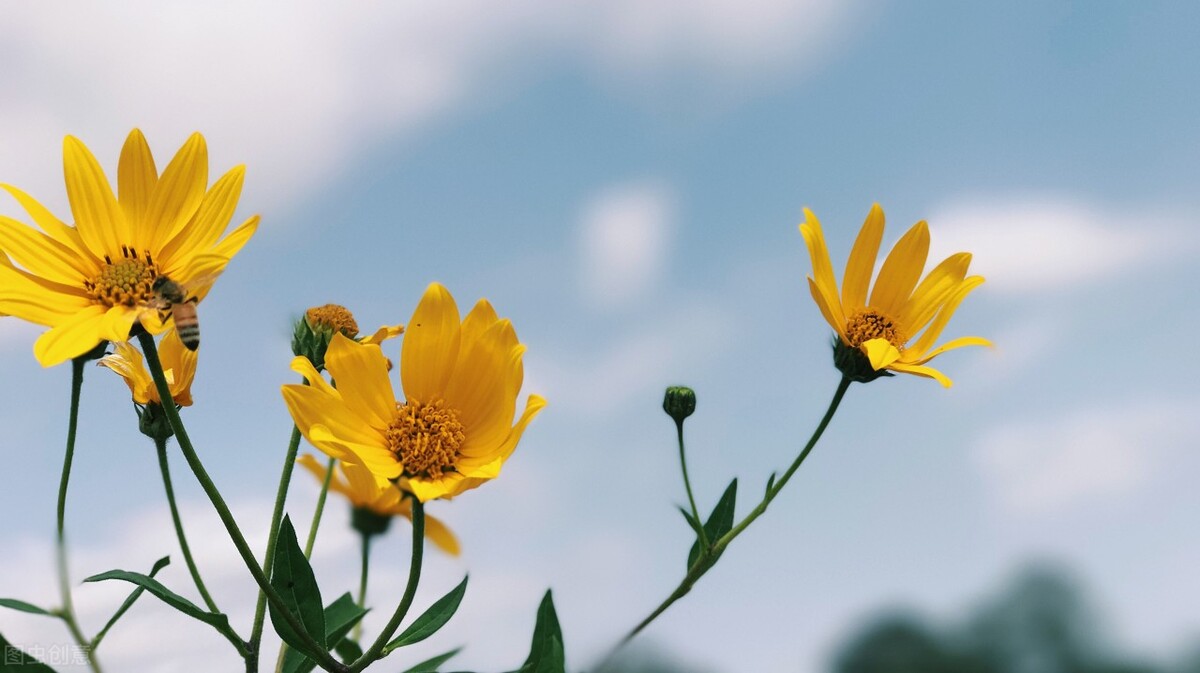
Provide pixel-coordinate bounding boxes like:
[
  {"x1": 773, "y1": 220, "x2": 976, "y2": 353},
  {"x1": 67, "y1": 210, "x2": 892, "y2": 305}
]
[
  {"x1": 607, "y1": 376, "x2": 853, "y2": 657},
  {"x1": 675, "y1": 419, "x2": 707, "y2": 549},
  {"x1": 55, "y1": 358, "x2": 103, "y2": 673},
  {"x1": 347, "y1": 499, "x2": 425, "y2": 672},
  {"x1": 155, "y1": 436, "x2": 220, "y2": 613},
  {"x1": 249, "y1": 424, "x2": 304, "y2": 663},
  {"x1": 136, "y1": 332, "x2": 344, "y2": 673},
  {"x1": 304, "y1": 457, "x2": 336, "y2": 558},
  {"x1": 353, "y1": 533, "x2": 371, "y2": 641}
]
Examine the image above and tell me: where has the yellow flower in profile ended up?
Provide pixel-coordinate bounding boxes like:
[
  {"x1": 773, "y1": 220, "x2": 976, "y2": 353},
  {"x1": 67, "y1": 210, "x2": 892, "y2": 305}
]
[
  {"x1": 296, "y1": 454, "x2": 460, "y2": 555},
  {"x1": 98, "y1": 329, "x2": 197, "y2": 406},
  {"x1": 282, "y1": 283, "x2": 546, "y2": 502},
  {"x1": 0, "y1": 130, "x2": 259, "y2": 367},
  {"x1": 800, "y1": 204, "x2": 990, "y2": 387}
]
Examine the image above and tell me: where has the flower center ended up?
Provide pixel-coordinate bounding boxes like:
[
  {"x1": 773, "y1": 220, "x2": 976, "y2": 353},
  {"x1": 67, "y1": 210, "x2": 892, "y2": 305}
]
[
  {"x1": 386, "y1": 399, "x2": 465, "y2": 480},
  {"x1": 84, "y1": 246, "x2": 159, "y2": 308},
  {"x1": 845, "y1": 307, "x2": 907, "y2": 350},
  {"x1": 305, "y1": 304, "x2": 359, "y2": 338}
]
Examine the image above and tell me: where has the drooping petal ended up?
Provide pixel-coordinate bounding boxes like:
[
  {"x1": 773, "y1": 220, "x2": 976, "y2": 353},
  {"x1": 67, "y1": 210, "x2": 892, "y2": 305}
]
[
  {"x1": 33, "y1": 303, "x2": 109, "y2": 366},
  {"x1": 144, "y1": 133, "x2": 208, "y2": 252},
  {"x1": 422, "y1": 512, "x2": 462, "y2": 556},
  {"x1": 868, "y1": 220, "x2": 930, "y2": 317},
  {"x1": 296, "y1": 454, "x2": 356, "y2": 502},
  {"x1": 862, "y1": 338, "x2": 901, "y2": 371},
  {"x1": 491, "y1": 393, "x2": 547, "y2": 462},
  {"x1": 841, "y1": 203, "x2": 884, "y2": 314},
  {"x1": 907, "y1": 336, "x2": 993, "y2": 366},
  {"x1": 888, "y1": 362, "x2": 953, "y2": 387},
  {"x1": 118, "y1": 129, "x2": 158, "y2": 250},
  {"x1": 359, "y1": 324, "x2": 404, "y2": 346},
  {"x1": 907, "y1": 276, "x2": 986, "y2": 359},
  {"x1": 324, "y1": 333, "x2": 396, "y2": 432},
  {"x1": 0, "y1": 215, "x2": 96, "y2": 284},
  {"x1": 63, "y1": 136, "x2": 129, "y2": 259},
  {"x1": 98, "y1": 341, "x2": 155, "y2": 404},
  {"x1": 404, "y1": 471, "x2": 468, "y2": 503},
  {"x1": 160, "y1": 328, "x2": 198, "y2": 405},
  {"x1": 401, "y1": 282, "x2": 462, "y2": 404}
]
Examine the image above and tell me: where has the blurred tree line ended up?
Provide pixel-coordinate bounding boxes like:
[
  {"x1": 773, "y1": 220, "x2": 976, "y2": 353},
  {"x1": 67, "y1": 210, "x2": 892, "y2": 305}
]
[{"x1": 596, "y1": 563, "x2": 1199, "y2": 673}]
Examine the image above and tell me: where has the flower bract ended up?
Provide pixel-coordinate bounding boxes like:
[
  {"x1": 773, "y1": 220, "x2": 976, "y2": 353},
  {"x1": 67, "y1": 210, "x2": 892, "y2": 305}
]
[
  {"x1": 282, "y1": 282, "x2": 546, "y2": 502},
  {"x1": 0, "y1": 130, "x2": 259, "y2": 366},
  {"x1": 800, "y1": 204, "x2": 990, "y2": 387}
]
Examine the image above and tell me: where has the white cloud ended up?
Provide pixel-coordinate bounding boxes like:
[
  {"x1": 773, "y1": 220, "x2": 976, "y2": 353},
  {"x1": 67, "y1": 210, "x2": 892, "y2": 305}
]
[
  {"x1": 578, "y1": 181, "x2": 676, "y2": 309},
  {"x1": 0, "y1": 1, "x2": 859, "y2": 218},
  {"x1": 972, "y1": 399, "x2": 1198, "y2": 515},
  {"x1": 926, "y1": 196, "x2": 1195, "y2": 295}
]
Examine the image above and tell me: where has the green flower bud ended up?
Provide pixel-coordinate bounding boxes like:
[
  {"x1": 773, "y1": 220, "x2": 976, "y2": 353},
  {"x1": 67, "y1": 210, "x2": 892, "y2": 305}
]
[
  {"x1": 137, "y1": 402, "x2": 176, "y2": 443},
  {"x1": 832, "y1": 337, "x2": 893, "y2": 384},
  {"x1": 351, "y1": 505, "x2": 393, "y2": 538},
  {"x1": 663, "y1": 386, "x2": 697, "y2": 424},
  {"x1": 292, "y1": 304, "x2": 360, "y2": 372}
]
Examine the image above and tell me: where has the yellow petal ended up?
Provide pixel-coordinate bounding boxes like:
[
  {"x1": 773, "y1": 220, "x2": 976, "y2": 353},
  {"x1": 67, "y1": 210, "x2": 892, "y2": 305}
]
[
  {"x1": 158, "y1": 166, "x2": 245, "y2": 264},
  {"x1": 63, "y1": 136, "x2": 128, "y2": 259},
  {"x1": 209, "y1": 215, "x2": 258, "y2": 261},
  {"x1": 307, "y1": 424, "x2": 403, "y2": 481},
  {"x1": 869, "y1": 220, "x2": 930, "y2": 317},
  {"x1": 359, "y1": 323, "x2": 404, "y2": 346},
  {"x1": 862, "y1": 338, "x2": 901, "y2": 370},
  {"x1": 160, "y1": 328, "x2": 198, "y2": 405},
  {"x1": 907, "y1": 276, "x2": 985, "y2": 359},
  {"x1": 492, "y1": 393, "x2": 547, "y2": 462},
  {"x1": 404, "y1": 472, "x2": 466, "y2": 503},
  {"x1": 0, "y1": 185, "x2": 95, "y2": 263},
  {"x1": 33, "y1": 303, "x2": 109, "y2": 366},
  {"x1": 908, "y1": 336, "x2": 993, "y2": 366},
  {"x1": 798, "y1": 209, "x2": 845, "y2": 327},
  {"x1": 806, "y1": 277, "x2": 847, "y2": 341},
  {"x1": 898, "y1": 252, "x2": 970, "y2": 334},
  {"x1": 98, "y1": 305, "x2": 140, "y2": 343},
  {"x1": 288, "y1": 355, "x2": 339, "y2": 396},
  {"x1": 422, "y1": 512, "x2": 462, "y2": 556},
  {"x1": 0, "y1": 215, "x2": 95, "y2": 285},
  {"x1": 118, "y1": 129, "x2": 158, "y2": 250},
  {"x1": 144, "y1": 133, "x2": 208, "y2": 252},
  {"x1": 888, "y1": 362, "x2": 953, "y2": 387},
  {"x1": 281, "y1": 384, "x2": 382, "y2": 449},
  {"x1": 324, "y1": 333, "x2": 396, "y2": 432},
  {"x1": 841, "y1": 203, "x2": 884, "y2": 314},
  {"x1": 446, "y1": 321, "x2": 522, "y2": 455},
  {"x1": 401, "y1": 282, "x2": 462, "y2": 403}
]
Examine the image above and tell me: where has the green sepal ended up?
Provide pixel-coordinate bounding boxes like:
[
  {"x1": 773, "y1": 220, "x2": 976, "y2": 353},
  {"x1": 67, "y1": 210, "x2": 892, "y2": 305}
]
[
  {"x1": 351, "y1": 506, "x2": 393, "y2": 538},
  {"x1": 400, "y1": 646, "x2": 463, "y2": 673},
  {"x1": 832, "y1": 337, "x2": 892, "y2": 383},
  {"x1": 384, "y1": 576, "x2": 468, "y2": 653},
  {"x1": 269, "y1": 515, "x2": 328, "y2": 659},
  {"x1": 93, "y1": 556, "x2": 171, "y2": 646},
  {"x1": 517, "y1": 590, "x2": 566, "y2": 673},
  {"x1": 0, "y1": 598, "x2": 54, "y2": 616},
  {"x1": 687, "y1": 478, "x2": 738, "y2": 570},
  {"x1": 83, "y1": 565, "x2": 229, "y2": 631},
  {"x1": 280, "y1": 592, "x2": 368, "y2": 673},
  {"x1": 137, "y1": 402, "x2": 175, "y2": 442},
  {"x1": 0, "y1": 633, "x2": 59, "y2": 671}
]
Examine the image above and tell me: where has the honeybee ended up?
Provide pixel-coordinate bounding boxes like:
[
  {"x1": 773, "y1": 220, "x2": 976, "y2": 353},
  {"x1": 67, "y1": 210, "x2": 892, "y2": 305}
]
[{"x1": 151, "y1": 275, "x2": 202, "y2": 350}]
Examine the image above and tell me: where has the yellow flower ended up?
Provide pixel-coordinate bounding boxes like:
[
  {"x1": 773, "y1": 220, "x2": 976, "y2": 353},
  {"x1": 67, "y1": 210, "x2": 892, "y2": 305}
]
[
  {"x1": 0, "y1": 130, "x2": 259, "y2": 367},
  {"x1": 98, "y1": 329, "x2": 197, "y2": 406},
  {"x1": 800, "y1": 204, "x2": 990, "y2": 387},
  {"x1": 296, "y1": 454, "x2": 460, "y2": 555},
  {"x1": 282, "y1": 283, "x2": 546, "y2": 502}
]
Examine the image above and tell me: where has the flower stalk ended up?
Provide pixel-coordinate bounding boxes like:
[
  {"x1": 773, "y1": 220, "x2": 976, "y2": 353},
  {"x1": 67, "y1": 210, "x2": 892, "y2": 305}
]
[{"x1": 154, "y1": 436, "x2": 220, "y2": 613}]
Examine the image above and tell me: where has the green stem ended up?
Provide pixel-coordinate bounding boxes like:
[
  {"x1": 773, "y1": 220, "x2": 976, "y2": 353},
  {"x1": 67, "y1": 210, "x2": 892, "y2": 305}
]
[
  {"x1": 55, "y1": 358, "x2": 103, "y2": 673},
  {"x1": 136, "y1": 332, "x2": 344, "y2": 673},
  {"x1": 610, "y1": 376, "x2": 852, "y2": 654},
  {"x1": 304, "y1": 457, "x2": 336, "y2": 558},
  {"x1": 353, "y1": 533, "x2": 371, "y2": 642},
  {"x1": 347, "y1": 499, "x2": 425, "y2": 672},
  {"x1": 675, "y1": 419, "x2": 707, "y2": 549},
  {"x1": 155, "y1": 436, "x2": 220, "y2": 613},
  {"x1": 249, "y1": 424, "x2": 304, "y2": 666}
]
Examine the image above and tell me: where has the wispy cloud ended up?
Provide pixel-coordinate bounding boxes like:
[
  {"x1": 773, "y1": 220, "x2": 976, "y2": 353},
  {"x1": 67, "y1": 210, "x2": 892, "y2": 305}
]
[
  {"x1": 578, "y1": 181, "x2": 676, "y2": 310},
  {"x1": 972, "y1": 398, "x2": 1197, "y2": 515},
  {"x1": 926, "y1": 196, "x2": 1195, "y2": 295}
]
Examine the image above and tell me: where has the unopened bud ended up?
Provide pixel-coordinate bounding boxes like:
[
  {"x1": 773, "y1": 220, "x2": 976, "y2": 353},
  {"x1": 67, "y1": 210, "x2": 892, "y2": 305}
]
[
  {"x1": 293, "y1": 304, "x2": 359, "y2": 371},
  {"x1": 663, "y1": 386, "x2": 696, "y2": 424},
  {"x1": 351, "y1": 505, "x2": 392, "y2": 538},
  {"x1": 138, "y1": 402, "x2": 175, "y2": 442}
]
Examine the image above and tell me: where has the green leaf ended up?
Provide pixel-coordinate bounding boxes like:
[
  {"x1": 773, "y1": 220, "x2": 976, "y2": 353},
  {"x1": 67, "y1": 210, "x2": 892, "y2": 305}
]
[
  {"x1": 676, "y1": 506, "x2": 702, "y2": 536},
  {"x1": 0, "y1": 598, "x2": 54, "y2": 616},
  {"x1": 384, "y1": 576, "x2": 468, "y2": 652},
  {"x1": 687, "y1": 478, "x2": 738, "y2": 570},
  {"x1": 765, "y1": 471, "x2": 777, "y2": 495},
  {"x1": 0, "y1": 633, "x2": 59, "y2": 671},
  {"x1": 518, "y1": 590, "x2": 565, "y2": 673},
  {"x1": 280, "y1": 592, "x2": 368, "y2": 673},
  {"x1": 83, "y1": 566, "x2": 231, "y2": 633},
  {"x1": 334, "y1": 637, "x2": 363, "y2": 663},
  {"x1": 269, "y1": 515, "x2": 328, "y2": 659},
  {"x1": 399, "y1": 646, "x2": 463, "y2": 673},
  {"x1": 93, "y1": 556, "x2": 171, "y2": 646}
]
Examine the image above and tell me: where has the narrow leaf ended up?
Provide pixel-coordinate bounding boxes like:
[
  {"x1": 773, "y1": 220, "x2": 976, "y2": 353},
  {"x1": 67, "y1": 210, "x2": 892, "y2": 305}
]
[
  {"x1": 385, "y1": 576, "x2": 468, "y2": 651},
  {"x1": 676, "y1": 506, "x2": 702, "y2": 537},
  {"x1": 765, "y1": 471, "x2": 777, "y2": 495},
  {"x1": 687, "y1": 478, "x2": 738, "y2": 569},
  {"x1": 0, "y1": 633, "x2": 59, "y2": 671},
  {"x1": 280, "y1": 592, "x2": 368, "y2": 673},
  {"x1": 83, "y1": 566, "x2": 230, "y2": 632},
  {"x1": 269, "y1": 515, "x2": 328, "y2": 658},
  {"x1": 519, "y1": 590, "x2": 565, "y2": 673},
  {"x1": 399, "y1": 646, "x2": 463, "y2": 673},
  {"x1": 334, "y1": 637, "x2": 363, "y2": 663},
  {"x1": 0, "y1": 598, "x2": 54, "y2": 616},
  {"x1": 93, "y1": 556, "x2": 171, "y2": 645}
]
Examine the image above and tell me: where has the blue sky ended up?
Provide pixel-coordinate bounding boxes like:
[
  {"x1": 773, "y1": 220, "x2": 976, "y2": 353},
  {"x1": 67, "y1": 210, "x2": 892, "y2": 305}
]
[{"x1": 1, "y1": 2, "x2": 1198, "y2": 671}]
